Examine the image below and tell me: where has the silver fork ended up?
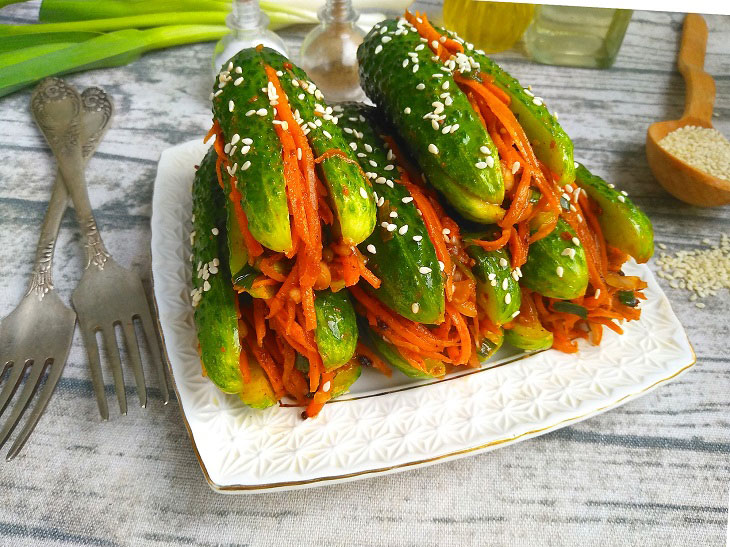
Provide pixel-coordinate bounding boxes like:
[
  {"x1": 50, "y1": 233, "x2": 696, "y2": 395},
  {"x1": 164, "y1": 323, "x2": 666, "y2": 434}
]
[
  {"x1": 31, "y1": 78, "x2": 170, "y2": 420},
  {"x1": 0, "y1": 87, "x2": 112, "y2": 460}
]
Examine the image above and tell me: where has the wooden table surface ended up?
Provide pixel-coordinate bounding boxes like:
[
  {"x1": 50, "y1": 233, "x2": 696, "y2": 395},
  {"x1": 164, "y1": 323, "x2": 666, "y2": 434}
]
[{"x1": 0, "y1": 3, "x2": 728, "y2": 546}]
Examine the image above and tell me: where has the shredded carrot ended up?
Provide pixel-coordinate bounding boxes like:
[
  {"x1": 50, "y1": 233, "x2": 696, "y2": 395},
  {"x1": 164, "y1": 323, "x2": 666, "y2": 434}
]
[
  {"x1": 355, "y1": 343, "x2": 392, "y2": 377},
  {"x1": 470, "y1": 226, "x2": 511, "y2": 251}
]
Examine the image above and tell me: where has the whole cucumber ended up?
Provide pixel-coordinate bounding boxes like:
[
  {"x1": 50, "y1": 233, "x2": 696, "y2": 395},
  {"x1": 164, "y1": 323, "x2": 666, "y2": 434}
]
[{"x1": 314, "y1": 289, "x2": 358, "y2": 370}]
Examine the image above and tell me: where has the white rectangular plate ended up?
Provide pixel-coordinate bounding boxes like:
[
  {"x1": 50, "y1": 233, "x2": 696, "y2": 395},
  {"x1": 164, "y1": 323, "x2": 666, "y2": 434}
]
[{"x1": 151, "y1": 140, "x2": 695, "y2": 494}]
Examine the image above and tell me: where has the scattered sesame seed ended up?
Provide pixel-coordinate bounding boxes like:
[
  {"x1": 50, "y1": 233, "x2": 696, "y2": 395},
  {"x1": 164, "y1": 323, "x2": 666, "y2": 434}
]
[
  {"x1": 556, "y1": 266, "x2": 564, "y2": 278},
  {"x1": 228, "y1": 100, "x2": 235, "y2": 112},
  {"x1": 367, "y1": 244, "x2": 377, "y2": 254},
  {"x1": 399, "y1": 225, "x2": 409, "y2": 235},
  {"x1": 412, "y1": 302, "x2": 420, "y2": 314},
  {"x1": 512, "y1": 161, "x2": 521, "y2": 174},
  {"x1": 475, "y1": 162, "x2": 487, "y2": 169},
  {"x1": 297, "y1": 148, "x2": 302, "y2": 160},
  {"x1": 419, "y1": 266, "x2": 432, "y2": 274},
  {"x1": 231, "y1": 134, "x2": 241, "y2": 145},
  {"x1": 375, "y1": 45, "x2": 383, "y2": 54},
  {"x1": 359, "y1": 187, "x2": 368, "y2": 199},
  {"x1": 323, "y1": 130, "x2": 332, "y2": 139},
  {"x1": 412, "y1": 64, "x2": 419, "y2": 73},
  {"x1": 486, "y1": 156, "x2": 495, "y2": 168},
  {"x1": 511, "y1": 310, "x2": 520, "y2": 319},
  {"x1": 442, "y1": 81, "x2": 449, "y2": 90},
  {"x1": 211, "y1": 227, "x2": 219, "y2": 235},
  {"x1": 617, "y1": 195, "x2": 626, "y2": 202},
  {"x1": 502, "y1": 278, "x2": 509, "y2": 290},
  {"x1": 428, "y1": 143, "x2": 439, "y2": 154},
  {"x1": 499, "y1": 257, "x2": 508, "y2": 268},
  {"x1": 594, "y1": 289, "x2": 601, "y2": 299},
  {"x1": 389, "y1": 211, "x2": 398, "y2": 218},
  {"x1": 696, "y1": 302, "x2": 706, "y2": 309},
  {"x1": 504, "y1": 294, "x2": 512, "y2": 305},
  {"x1": 241, "y1": 161, "x2": 251, "y2": 171},
  {"x1": 572, "y1": 237, "x2": 581, "y2": 246},
  {"x1": 404, "y1": 107, "x2": 412, "y2": 114},
  {"x1": 234, "y1": 77, "x2": 243, "y2": 86},
  {"x1": 203, "y1": 280, "x2": 211, "y2": 292},
  {"x1": 413, "y1": 235, "x2": 423, "y2": 242},
  {"x1": 532, "y1": 97, "x2": 543, "y2": 106},
  {"x1": 480, "y1": 146, "x2": 490, "y2": 154},
  {"x1": 322, "y1": 381, "x2": 331, "y2": 393},
  {"x1": 256, "y1": 108, "x2": 267, "y2": 116},
  {"x1": 439, "y1": 261, "x2": 445, "y2": 271},
  {"x1": 417, "y1": 83, "x2": 426, "y2": 90},
  {"x1": 382, "y1": 36, "x2": 392, "y2": 43},
  {"x1": 402, "y1": 196, "x2": 414, "y2": 203},
  {"x1": 387, "y1": 223, "x2": 397, "y2": 232}
]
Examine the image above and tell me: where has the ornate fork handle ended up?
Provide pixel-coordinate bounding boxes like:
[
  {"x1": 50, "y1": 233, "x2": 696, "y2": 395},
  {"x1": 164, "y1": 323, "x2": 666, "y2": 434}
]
[
  {"x1": 27, "y1": 84, "x2": 113, "y2": 297},
  {"x1": 31, "y1": 80, "x2": 113, "y2": 273}
]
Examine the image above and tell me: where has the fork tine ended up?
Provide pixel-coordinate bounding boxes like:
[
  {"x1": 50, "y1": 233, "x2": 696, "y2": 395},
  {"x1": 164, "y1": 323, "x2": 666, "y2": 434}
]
[
  {"x1": 137, "y1": 309, "x2": 169, "y2": 404},
  {"x1": 120, "y1": 320, "x2": 147, "y2": 408},
  {"x1": 101, "y1": 326, "x2": 127, "y2": 415},
  {"x1": 6, "y1": 359, "x2": 64, "y2": 461},
  {"x1": 80, "y1": 326, "x2": 109, "y2": 421},
  {"x1": 0, "y1": 360, "x2": 46, "y2": 450},
  {"x1": 0, "y1": 362, "x2": 27, "y2": 417}
]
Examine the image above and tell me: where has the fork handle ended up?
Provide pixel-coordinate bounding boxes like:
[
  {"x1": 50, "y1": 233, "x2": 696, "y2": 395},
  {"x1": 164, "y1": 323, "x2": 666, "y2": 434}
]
[
  {"x1": 26, "y1": 173, "x2": 69, "y2": 299},
  {"x1": 54, "y1": 146, "x2": 110, "y2": 271}
]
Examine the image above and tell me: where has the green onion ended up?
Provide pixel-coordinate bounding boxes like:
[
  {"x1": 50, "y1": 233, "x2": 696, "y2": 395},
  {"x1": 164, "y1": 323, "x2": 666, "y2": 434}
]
[
  {"x1": 0, "y1": 31, "x2": 101, "y2": 53},
  {"x1": 618, "y1": 290, "x2": 638, "y2": 308},
  {"x1": 551, "y1": 301, "x2": 588, "y2": 319}
]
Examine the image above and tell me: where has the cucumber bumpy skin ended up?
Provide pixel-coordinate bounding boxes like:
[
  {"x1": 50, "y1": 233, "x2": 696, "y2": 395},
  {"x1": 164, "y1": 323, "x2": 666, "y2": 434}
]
[
  {"x1": 574, "y1": 163, "x2": 654, "y2": 264},
  {"x1": 212, "y1": 50, "x2": 291, "y2": 253},
  {"x1": 339, "y1": 103, "x2": 445, "y2": 324},
  {"x1": 191, "y1": 149, "x2": 276, "y2": 408},
  {"x1": 521, "y1": 218, "x2": 589, "y2": 300},
  {"x1": 466, "y1": 238, "x2": 522, "y2": 326},
  {"x1": 358, "y1": 18, "x2": 505, "y2": 223},
  {"x1": 361, "y1": 322, "x2": 445, "y2": 379},
  {"x1": 314, "y1": 289, "x2": 358, "y2": 370}
]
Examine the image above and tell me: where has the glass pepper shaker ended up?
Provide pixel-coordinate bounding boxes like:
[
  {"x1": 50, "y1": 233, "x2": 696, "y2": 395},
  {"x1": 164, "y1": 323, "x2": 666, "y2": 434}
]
[{"x1": 299, "y1": 0, "x2": 366, "y2": 102}]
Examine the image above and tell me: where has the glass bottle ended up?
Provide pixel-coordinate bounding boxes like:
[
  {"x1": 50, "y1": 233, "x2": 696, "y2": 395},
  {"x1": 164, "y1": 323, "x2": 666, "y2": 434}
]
[
  {"x1": 212, "y1": 0, "x2": 289, "y2": 76},
  {"x1": 523, "y1": 6, "x2": 633, "y2": 69},
  {"x1": 299, "y1": 0, "x2": 366, "y2": 102}
]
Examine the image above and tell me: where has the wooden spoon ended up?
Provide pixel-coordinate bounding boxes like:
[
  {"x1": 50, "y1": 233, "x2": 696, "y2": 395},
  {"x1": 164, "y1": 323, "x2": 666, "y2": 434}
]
[{"x1": 646, "y1": 13, "x2": 730, "y2": 206}]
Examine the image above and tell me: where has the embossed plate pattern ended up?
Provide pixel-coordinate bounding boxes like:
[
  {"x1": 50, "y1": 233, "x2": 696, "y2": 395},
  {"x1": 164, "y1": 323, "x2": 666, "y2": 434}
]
[{"x1": 151, "y1": 140, "x2": 695, "y2": 493}]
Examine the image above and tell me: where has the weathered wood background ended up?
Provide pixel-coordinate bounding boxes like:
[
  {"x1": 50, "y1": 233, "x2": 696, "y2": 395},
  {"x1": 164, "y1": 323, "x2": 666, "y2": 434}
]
[{"x1": 0, "y1": 2, "x2": 728, "y2": 545}]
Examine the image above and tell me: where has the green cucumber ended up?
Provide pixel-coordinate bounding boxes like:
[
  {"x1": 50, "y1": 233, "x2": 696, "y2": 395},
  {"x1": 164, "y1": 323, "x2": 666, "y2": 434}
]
[
  {"x1": 574, "y1": 163, "x2": 654, "y2": 263},
  {"x1": 362, "y1": 323, "x2": 445, "y2": 379},
  {"x1": 339, "y1": 103, "x2": 445, "y2": 324},
  {"x1": 256, "y1": 49, "x2": 376, "y2": 245},
  {"x1": 504, "y1": 320, "x2": 553, "y2": 351},
  {"x1": 191, "y1": 148, "x2": 275, "y2": 408},
  {"x1": 476, "y1": 328, "x2": 504, "y2": 361},
  {"x1": 212, "y1": 49, "x2": 291, "y2": 253},
  {"x1": 521, "y1": 218, "x2": 589, "y2": 300},
  {"x1": 331, "y1": 362, "x2": 362, "y2": 398},
  {"x1": 465, "y1": 236, "x2": 521, "y2": 326},
  {"x1": 457, "y1": 40, "x2": 575, "y2": 186},
  {"x1": 358, "y1": 18, "x2": 505, "y2": 223},
  {"x1": 314, "y1": 289, "x2": 358, "y2": 370}
]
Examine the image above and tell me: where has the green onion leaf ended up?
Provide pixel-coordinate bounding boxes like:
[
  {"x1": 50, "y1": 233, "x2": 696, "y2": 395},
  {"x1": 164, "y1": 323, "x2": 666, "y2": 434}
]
[
  {"x1": 618, "y1": 290, "x2": 638, "y2": 308},
  {"x1": 552, "y1": 301, "x2": 588, "y2": 319}
]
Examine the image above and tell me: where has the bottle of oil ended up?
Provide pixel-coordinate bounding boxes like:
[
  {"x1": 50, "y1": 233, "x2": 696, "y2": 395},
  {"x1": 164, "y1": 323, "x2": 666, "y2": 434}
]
[
  {"x1": 523, "y1": 6, "x2": 632, "y2": 69},
  {"x1": 442, "y1": 0, "x2": 535, "y2": 53}
]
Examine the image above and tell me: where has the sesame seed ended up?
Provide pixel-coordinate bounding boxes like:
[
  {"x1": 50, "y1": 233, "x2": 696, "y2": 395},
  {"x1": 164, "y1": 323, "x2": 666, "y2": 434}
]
[
  {"x1": 235, "y1": 66, "x2": 242, "y2": 74},
  {"x1": 403, "y1": 59, "x2": 410, "y2": 68},
  {"x1": 298, "y1": 93, "x2": 305, "y2": 100},
  {"x1": 428, "y1": 143, "x2": 439, "y2": 154},
  {"x1": 504, "y1": 294, "x2": 511, "y2": 305},
  {"x1": 359, "y1": 187, "x2": 368, "y2": 199},
  {"x1": 228, "y1": 100, "x2": 235, "y2": 112},
  {"x1": 412, "y1": 64, "x2": 419, "y2": 73},
  {"x1": 442, "y1": 228, "x2": 450, "y2": 235},
  {"x1": 389, "y1": 211, "x2": 398, "y2": 218},
  {"x1": 234, "y1": 77, "x2": 243, "y2": 86},
  {"x1": 384, "y1": 164, "x2": 395, "y2": 171},
  {"x1": 617, "y1": 195, "x2": 626, "y2": 202},
  {"x1": 512, "y1": 161, "x2": 521, "y2": 174},
  {"x1": 399, "y1": 225, "x2": 409, "y2": 235},
  {"x1": 511, "y1": 310, "x2": 520, "y2": 319},
  {"x1": 241, "y1": 161, "x2": 251, "y2": 171},
  {"x1": 480, "y1": 146, "x2": 490, "y2": 154},
  {"x1": 475, "y1": 161, "x2": 487, "y2": 169},
  {"x1": 439, "y1": 261, "x2": 445, "y2": 271},
  {"x1": 412, "y1": 302, "x2": 420, "y2": 314},
  {"x1": 211, "y1": 227, "x2": 219, "y2": 235},
  {"x1": 382, "y1": 36, "x2": 391, "y2": 42},
  {"x1": 431, "y1": 40, "x2": 439, "y2": 49},
  {"x1": 572, "y1": 237, "x2": 581, "y2": 246},
  {"x1": 367, "y1": 244, "x2": 377, "y2": 254},
  {"x1": 502, "y1": 278, "x2": 509, "y2": 290},
  {"x1": 375, "y1": 45, "x2": 383, "y2": 54},
  {"x1": 404, "y1": 107, "x2": 412, "y2": 114},
  {"x1": 203, "y1": 280, "x2": 211, "y2": 292},
  {"x1": 256, "y1": 108, "x2": 267, "y2": 116},
  {"x1": 556, "y1": 266, "x2": 564, "y2": 278},
  {"x1": 574, "y1": 161, "x2": 579, "y2": 168},
  {"x1": 413, "y1": 235, "x2": 423, "y2": 242},
  {"x1": 486, "y1": 156, "x2": 495, "y2": 168},
  {"x1": 565, "y1": 184, "x2": 574, "y2": 193},
  {"x1": 696, "y1": 302, "x2": 706, "y2": 309},
  {"x1": 231, "y1": 134, "x2": 241, "y2": 145},
  {"x1": 431, "y1": 119, "x2": 440, "y2": 130},
  {"x1": 594, "y1": 288, "x2": 601, "y2": 299},
  {"x1": 402, "y1": 196, "x2": 414, "y2": 203},
  {"x1": 442, "y1": 81, "x2": 449, "y2": 90},
  {"x1": 323, "y1": 130, "x2": 332, "y2": 139},
  {"x1": 533, "y1": 97, "x2": 543, "y2": 106},
  {"x1": 417, "y1": 83, "x2": 426, "y2": 90},
  {"x1": 322, "y1": 381, "x2": 331, "y2": 393},
  {"x1": 387, "y1": 224, "x2": 397, "y2": 232},
  {"x1": 419, "y1": 266, "x2": 432, "y2": 274},
  {"x1": 561, "y1": 248, "x2": 577, "y2": 259},
  {"x1": 499, "y1": 257, "x2": 508, "y2": 268},
  {"x1": 487, "y1": 273, "x2": 496, "y2": 281},
  {"x1": 297, "y1": 148, "x2": 302, "y2": 160}
]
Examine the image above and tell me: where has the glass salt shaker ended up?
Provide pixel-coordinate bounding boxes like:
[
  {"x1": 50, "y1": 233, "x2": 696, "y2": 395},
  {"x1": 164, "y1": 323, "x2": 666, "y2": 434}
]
[{"x1": 212, "y1": 0, "x2": 289, "y2": 76}]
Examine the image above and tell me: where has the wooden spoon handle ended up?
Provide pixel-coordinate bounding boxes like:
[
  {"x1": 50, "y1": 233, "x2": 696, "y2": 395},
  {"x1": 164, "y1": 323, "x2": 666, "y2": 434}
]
[{"x1": 678, "y1": 13, "x2": 715, "y2": 124}]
